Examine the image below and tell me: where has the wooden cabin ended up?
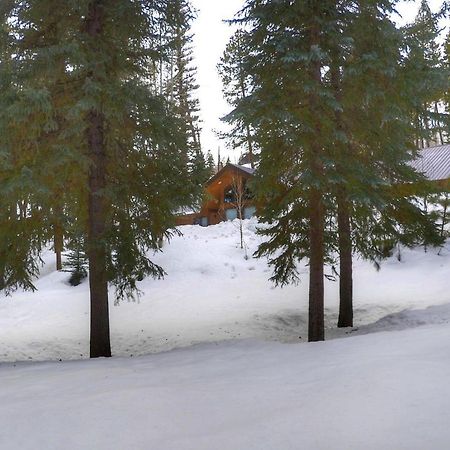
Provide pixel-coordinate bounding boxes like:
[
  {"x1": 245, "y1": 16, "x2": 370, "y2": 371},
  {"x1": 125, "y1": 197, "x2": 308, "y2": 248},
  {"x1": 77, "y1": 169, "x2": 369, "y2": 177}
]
[
  {"x1": 176, "y1": 144, "x2": 450, "y2": 227},
  {"x1": 176, "y1": 163, "x2": 256, "y2": 226}
]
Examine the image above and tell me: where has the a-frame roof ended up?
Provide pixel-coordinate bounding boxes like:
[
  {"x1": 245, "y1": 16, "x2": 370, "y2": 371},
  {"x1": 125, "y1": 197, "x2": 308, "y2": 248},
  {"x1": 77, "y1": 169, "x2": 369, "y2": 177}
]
[{"x1": 206, "y1": 163, "x2": 256, "y2": 187}]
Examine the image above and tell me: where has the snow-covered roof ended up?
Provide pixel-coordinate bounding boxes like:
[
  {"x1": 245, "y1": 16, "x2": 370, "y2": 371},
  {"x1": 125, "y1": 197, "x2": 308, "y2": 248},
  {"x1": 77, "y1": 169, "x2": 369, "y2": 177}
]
[
  {"x1": 410, "y1": 144, "x2": 450, "y2": 182},
  {"x1": 206, "y1": 163, "x2": 256, "y2": 186},
  {"x1": 227, "y1": 163, "x2": 256, "y2": 176}
]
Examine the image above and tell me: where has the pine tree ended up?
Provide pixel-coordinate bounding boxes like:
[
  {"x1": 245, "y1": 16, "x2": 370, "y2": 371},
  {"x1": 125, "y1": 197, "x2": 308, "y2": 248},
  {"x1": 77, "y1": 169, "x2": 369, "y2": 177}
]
[
  {"x1": 0, "y1": 0, "x2": 196, "y2": 357},
  {"x1": 327, "y1": 1, "x2": 443, "y2": 327},
  {"x1": 64, "y1": 232, "x2": 88, "y2": 287},
  {"x1": 232, "y1": 0, "x2": 343, "y2": 341},
  {"x1": 205, "y1": 150, "x2": 216, "y2": 177},
  {"x1": 404, "y1": 0, "x2": 448, "y2": 147},
  {"x1": 218, "y1": 29, "x2": 257, "y2": 168},
  {"x1": 228, "y1": 0, "x2": 443, "y2": 340},
  {"x1": 165, "y1": 0, "x2": 205, "y2": 204}
]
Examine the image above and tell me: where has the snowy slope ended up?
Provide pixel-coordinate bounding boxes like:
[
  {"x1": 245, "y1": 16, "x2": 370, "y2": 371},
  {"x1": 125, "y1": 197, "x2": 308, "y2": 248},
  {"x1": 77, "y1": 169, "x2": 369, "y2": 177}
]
[
  {"x1": 1, "y1": 218, "x2": 450, "y2": 449},
  {"x1": 1, "y1": 325, "x2": 450, "y2": 450},
  {"x1": 0, "y1": 217, "x2": 449, "y2": 362}
]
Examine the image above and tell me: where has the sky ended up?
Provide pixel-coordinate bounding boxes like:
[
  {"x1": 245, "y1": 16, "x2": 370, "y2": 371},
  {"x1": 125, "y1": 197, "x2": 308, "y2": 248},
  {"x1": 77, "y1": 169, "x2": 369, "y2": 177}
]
[{"x1": 191, "y1": 0, "x2": 447, "y2": 163}]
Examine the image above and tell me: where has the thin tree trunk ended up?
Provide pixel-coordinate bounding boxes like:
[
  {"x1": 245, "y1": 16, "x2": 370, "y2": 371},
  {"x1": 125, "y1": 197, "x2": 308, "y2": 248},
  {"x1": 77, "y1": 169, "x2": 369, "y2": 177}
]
[
  {"x1": 440, "y1": 193, "x2": 448, "y2": 238},
  {"x1": 424, "y1": 103, "x2": 430, "y2": 148},
  {"x1": 86, "y1": 0, "x2": 111, "y2": 359},
  {"x1": 54, "y1": 224, "x2": 63, "y2": 271},
  {"x1": 337, "y1": 190, "x2": 353, "y2": 327},
  {"x1": 238, "y1": 77, "x2": 254, "y2": 169},
  {"x1": 434, "y1": 102, "x2": 444, "y2": 145}
]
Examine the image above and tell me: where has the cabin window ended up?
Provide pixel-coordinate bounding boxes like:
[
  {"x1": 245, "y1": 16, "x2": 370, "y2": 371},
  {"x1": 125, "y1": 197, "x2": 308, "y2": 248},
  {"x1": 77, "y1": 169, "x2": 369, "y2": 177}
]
[
  {"x1": 224, "y1": 187, "x2": 235, "y2": 204},
  {"x1": 225, "y1": 208, "x2": 238, "y2": 221},
  {"x1": 243, "y1": 206, "x2": 256, "y2": 219},
  {"x1": 224, "y1": 179, "x2": 253, "y2": 204}
]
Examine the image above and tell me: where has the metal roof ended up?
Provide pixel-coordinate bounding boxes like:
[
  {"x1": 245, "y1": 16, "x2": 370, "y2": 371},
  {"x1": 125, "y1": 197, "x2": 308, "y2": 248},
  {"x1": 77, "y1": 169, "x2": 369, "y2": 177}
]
[{"x1": 410, "y1": 144, "x2": 450, "y2": 181}]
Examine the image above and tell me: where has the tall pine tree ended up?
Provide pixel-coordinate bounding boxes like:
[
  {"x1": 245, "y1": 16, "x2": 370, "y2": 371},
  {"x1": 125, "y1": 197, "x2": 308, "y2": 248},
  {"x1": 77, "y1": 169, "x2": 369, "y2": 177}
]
[
  {"x1": 0, "y1": 0, "x2": 196, "y2": 357},
  {"x1": 226, "y1": 0, "x2": 442, "y2": 340}
]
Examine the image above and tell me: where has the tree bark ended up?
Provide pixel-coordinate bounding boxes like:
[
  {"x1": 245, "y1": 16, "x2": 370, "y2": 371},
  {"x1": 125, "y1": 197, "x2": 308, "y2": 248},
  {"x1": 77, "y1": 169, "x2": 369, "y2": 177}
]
[
  {"x1": 307, "y1": 19, "x2": 325, "y2": 343},
  {"x1": 330, "y1": 48, "x2": 354, "y2": 329},
  {"x1": 86, "y1": 0, "x2": 111, "y2": 358},
  {"x1": 308, "y1": 186, "x2": 325, "y2": 342},
  {"x1": 337, "y1": 190, "x2": 353, "y2": 327}
]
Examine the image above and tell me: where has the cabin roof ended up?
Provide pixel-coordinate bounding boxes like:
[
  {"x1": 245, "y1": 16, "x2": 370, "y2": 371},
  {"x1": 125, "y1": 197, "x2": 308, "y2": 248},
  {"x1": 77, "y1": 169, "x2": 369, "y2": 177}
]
[
  {"x1": 206, "y1": 163, "x2": 256, "y2": 187},
  {"x1": 410, "y1": 144, "x2": 450, "y2": 182}
]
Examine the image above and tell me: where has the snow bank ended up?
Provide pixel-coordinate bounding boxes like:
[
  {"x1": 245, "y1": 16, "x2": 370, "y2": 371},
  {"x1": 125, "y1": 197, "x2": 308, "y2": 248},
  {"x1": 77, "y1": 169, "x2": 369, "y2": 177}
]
[{"x1": 1, "y1": 324, "x2": 450, "y2": 450}]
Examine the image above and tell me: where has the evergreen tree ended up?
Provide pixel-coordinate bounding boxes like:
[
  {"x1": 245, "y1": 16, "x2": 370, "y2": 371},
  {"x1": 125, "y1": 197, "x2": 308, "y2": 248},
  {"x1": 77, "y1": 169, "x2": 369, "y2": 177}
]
[
  {"x1": 404, "y1": 0, "x2": 448, "y2": 148},
  {"x1": 228, "y1": 0, "x2": 442, "y2": 340},
  {"x1": 205, "y1": 150, "x2": 216, "y2": 176},
  {"x1": 327, "y1": 1, "x2": 444, "y2": 327},
  {"x1": 0, "y1": 0, "x2": 196, "y2": 357},
  {"x1": 165, "y1": 0, "x2": 205, "y2": 203},
  {"x1": 232, "y1": 0, "x2": 343, "y2": 341},
  {"x1": 64, "y1": 232, "x2": 88, "y2": 287},
  {"x1": 218, "y1": 29, "x2": 257, "y2": 168}
]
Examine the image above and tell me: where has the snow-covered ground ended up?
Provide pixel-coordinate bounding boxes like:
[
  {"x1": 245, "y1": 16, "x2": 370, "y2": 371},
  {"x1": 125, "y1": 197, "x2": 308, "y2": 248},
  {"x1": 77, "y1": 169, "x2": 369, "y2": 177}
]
[
  {"x1": 0, "y1": 217, "x2": 449, "y2": 362},
  {"x1": 1, "y1": 218, "x2": 450, "y2": 449},
  {"x1": 2, "y1": 326, "x2": 450, "y2": 450}
]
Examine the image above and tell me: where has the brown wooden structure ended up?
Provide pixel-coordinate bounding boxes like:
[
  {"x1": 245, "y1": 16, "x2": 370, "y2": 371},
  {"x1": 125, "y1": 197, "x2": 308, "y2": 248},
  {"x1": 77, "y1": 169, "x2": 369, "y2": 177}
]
[
  {"x1": 177, "y1": 144, "x2": 450, "y2": 227},
  {"x1": 176, "y1": 163, "x2": 256, "y2": 226}
]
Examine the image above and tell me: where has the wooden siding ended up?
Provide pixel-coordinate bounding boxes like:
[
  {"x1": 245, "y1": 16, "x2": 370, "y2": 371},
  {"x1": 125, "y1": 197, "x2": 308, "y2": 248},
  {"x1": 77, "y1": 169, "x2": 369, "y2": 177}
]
[{"x1": 176, "y1": 164, "x2": 256, "y2": 226}]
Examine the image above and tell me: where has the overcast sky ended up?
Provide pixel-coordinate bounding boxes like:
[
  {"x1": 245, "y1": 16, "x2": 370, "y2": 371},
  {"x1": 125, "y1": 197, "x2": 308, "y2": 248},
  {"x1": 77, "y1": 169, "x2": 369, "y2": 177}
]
[{"x1": 191, "y1": 0, "x2": 447, "y2": 163}]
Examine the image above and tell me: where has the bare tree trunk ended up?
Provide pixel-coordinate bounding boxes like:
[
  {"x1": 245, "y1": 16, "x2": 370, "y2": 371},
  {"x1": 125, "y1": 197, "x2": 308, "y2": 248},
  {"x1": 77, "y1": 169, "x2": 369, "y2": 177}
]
[
  {"x1": 330, "y1": 54, "x2": 354, "y2": 329},
  {"x1": 238, "y1": 76, "x2": 254, "y2": 169},
  {"x1": 441, "y1": 193, "x2": 448, "y2": 238},
  {"x1": 86, "y1": 0, "x2": 111, "y2": 359},
  {"x1": 424, "y1": 103, "x2": 430, "y2": 148},
  {"x1": 435, "y1": 102, "x2": 444, "y2": 145},
  {"x1": 308, "y1": 186, "x2": 325, "y2": 342},
  {"x1": 232, "y1": 175, "x2": 245, "y2": 250},
  {"x1": 308, "y1": 21, "x2": 325, "y2": 343},
  {"x1": 337, "y1": 190, "x2": 353, "y2": 327},
  {"x1": 54, "y1": 224, "x2": 63, "y2": 271}
]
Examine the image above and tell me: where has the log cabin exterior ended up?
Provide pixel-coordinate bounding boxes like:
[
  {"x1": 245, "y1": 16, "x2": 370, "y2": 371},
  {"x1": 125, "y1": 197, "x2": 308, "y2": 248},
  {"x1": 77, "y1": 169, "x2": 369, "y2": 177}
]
[
  {"x1": 176, "y1": 163, "x2": 256, "y2": 226},
  {"x1": 176, "y1": 144, "x2": 450, "y2": 227}
]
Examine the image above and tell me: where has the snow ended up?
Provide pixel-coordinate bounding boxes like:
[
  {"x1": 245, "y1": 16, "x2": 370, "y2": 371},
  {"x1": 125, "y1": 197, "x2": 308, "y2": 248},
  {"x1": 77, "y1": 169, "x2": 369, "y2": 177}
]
[
  {"x1": 0, "y1": 218, "x2": 449, "y2": 362},
  {"x1": 1, "y1": 218, "x2": 450, "y2": 449},
  {"x1": 1, "y1": 326, "x2": 450, "y2": 450}
]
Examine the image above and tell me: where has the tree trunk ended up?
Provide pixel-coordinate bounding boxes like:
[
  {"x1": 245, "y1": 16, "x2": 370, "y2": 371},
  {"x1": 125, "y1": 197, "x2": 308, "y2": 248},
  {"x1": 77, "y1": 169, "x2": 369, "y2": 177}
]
[
  {"x1": 307, "y1": 19, "x2": 325, "y2": 342},
  {"x1": 308, "y1": 186, "x2": 325, "y2": 342},
  {"x1": 440, "y1": 193, "x2": 448, "y2": 238},
  {"x1": 86, "y1": 0, "x2": 111, "y2": 359},
  {"x1": 329, "y1": 49, "x2": 354, "y2": 329},
  {"x1": 337, "y1": 190, "x2": 353, "y2": 328},
  {"x1": 434, "y1": 102, "x2": 444, "y2": 145},
  {"x1": 54, "y1": 224, "x2": 63, "y2": 271}
]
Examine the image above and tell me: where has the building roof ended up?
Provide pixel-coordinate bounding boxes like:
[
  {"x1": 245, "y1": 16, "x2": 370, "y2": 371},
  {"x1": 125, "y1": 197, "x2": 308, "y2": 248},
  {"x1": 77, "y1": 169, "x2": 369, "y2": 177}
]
[
  {"x1": 205, "y1": 146, "x2": 450, "y2": 187},
  {"x1": 206, "y1": 163, "x2": 256, "y2": 186},
  {"x1": 410, "y1": 144, "x2": 450, "y2": 182},
  {"x1": 228, "y1": 163, "x2": 256, "y2": 175}
]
